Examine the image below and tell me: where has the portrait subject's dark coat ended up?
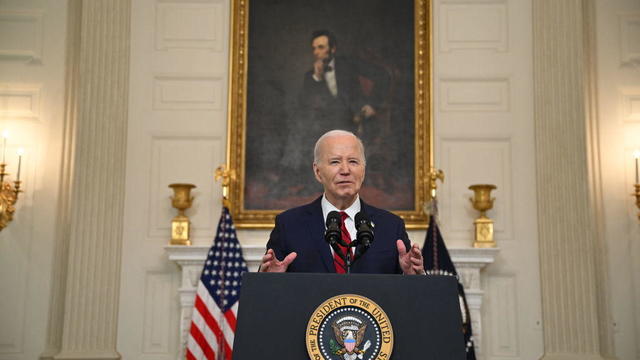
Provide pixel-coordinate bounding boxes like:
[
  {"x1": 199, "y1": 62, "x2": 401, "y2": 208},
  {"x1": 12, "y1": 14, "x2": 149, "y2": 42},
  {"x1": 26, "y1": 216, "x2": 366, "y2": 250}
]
[{"x1": 299, "y1": 55, "x2": 390, "y2": 134}]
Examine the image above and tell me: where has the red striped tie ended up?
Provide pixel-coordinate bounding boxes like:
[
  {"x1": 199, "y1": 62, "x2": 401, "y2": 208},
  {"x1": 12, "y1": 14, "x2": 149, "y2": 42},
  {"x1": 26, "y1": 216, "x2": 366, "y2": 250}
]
[{"x1": 334, "y1": 211, "x2": 352, "y2": 274}]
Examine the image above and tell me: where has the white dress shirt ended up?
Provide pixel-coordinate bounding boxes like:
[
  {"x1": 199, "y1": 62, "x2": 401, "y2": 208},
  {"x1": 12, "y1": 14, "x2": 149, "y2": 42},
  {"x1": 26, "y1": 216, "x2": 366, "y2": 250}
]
[{"x1": 312, "y1": 58, "x2": 338, "y2": 98}]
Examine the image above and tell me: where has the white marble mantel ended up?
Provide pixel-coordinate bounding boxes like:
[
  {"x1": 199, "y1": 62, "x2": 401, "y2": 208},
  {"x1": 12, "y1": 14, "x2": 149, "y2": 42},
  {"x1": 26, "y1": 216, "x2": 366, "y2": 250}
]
[{"x1": 164, "y1": 245, "x2": 498, "y2": 358}]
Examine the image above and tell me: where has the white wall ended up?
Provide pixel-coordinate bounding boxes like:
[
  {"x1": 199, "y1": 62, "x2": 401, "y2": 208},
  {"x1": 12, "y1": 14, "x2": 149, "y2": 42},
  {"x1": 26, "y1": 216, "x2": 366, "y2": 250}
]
[
  {"x1": 594, "y1": 0, "x2": 640, "y2": 358},
  {"x1": 0, "y1": 0, "x2": 68, "y2": 359},
  {"x1": 117, "y1": 0, "x2": 231, "y2": 357},
  {"x1": 433, "y1": 0, "x2": 542, "y2": 358}
]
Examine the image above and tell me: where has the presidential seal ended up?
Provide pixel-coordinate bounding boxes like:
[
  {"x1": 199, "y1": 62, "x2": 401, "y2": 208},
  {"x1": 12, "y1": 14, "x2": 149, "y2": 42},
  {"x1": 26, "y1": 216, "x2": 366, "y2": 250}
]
[{"x1": 306, "y1": 294, "x2": 393, "y2": 360}]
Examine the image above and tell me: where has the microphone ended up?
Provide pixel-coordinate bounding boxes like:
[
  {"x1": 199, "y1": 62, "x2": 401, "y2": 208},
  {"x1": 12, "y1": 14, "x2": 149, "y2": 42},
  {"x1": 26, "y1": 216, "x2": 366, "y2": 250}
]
[
  {"x1": 354, "y1": 212, "x2": 374, "y2": 259},
  {"x1": 325, "y1": 211, "x2": 343, "y2": 246}
]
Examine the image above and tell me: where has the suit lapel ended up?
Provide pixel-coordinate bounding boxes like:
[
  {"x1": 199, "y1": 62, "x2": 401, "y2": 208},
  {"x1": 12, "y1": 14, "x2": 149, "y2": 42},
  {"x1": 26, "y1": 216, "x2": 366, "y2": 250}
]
[
  {"x1": 360, "y1": 200, "x2": 378, "y2": 226},
  {"x1": 305, "y1": 196, "x2": 334, "y2": 272}
]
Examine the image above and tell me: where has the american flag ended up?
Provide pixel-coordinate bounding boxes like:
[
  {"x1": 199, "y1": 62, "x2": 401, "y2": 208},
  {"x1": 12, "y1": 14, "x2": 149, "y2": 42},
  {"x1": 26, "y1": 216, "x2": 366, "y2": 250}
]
[{"x1": 186, "y1": 207, "x2": 248, "y2": 360}]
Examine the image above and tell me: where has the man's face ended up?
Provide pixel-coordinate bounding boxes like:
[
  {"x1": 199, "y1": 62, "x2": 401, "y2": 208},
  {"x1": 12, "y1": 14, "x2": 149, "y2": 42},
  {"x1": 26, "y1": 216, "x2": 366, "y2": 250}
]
[
  {"x1": 312, "y1": 35, "x2": 335, "y2": 62},
  {"x1": 313, "y1": 135, "x2": 365, "y2": 207}
]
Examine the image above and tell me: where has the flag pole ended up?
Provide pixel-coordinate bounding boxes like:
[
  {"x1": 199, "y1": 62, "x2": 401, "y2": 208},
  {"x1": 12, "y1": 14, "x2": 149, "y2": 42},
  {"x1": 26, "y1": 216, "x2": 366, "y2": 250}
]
[
  {"x1": 185, "y1": 167, "x2": 246, "y2": 360},
  {"x1": 425, "y1": 168, "x2": 444, "y2": 270},
  {"x1": 214, "y1": 166, "x2": 231, "y2": 360}
]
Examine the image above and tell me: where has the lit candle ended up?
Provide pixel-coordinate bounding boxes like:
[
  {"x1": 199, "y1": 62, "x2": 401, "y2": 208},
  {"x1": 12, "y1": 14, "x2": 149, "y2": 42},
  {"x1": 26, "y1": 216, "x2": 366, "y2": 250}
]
[
  {"x1": 1, "y1": 130, "x2": 8, "y2": 164},
  {"x1": 634, "y1": 149, "x2": 640, "y2": 184},
  {"x1": 16, "y1": 148, "x2": 24, "y2": 181}
]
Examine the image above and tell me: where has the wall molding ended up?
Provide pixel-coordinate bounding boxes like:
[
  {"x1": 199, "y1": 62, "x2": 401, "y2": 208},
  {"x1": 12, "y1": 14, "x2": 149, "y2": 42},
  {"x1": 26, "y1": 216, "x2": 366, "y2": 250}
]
[
  {"x1": 155, "y1": 1, "x2": 224, "y2": 51},
  {"x1": 619, "y1": 12, "x2": 640, "y2": 66},
  {"x1": 439, "y1": 0, "x2": 508, "y2": 52},
  {"x1": 152, "y1": 74, "x2": 224, "y2": 111},
  {"x1": 439, "y1": 77, "x2": 511, "y2": 112},
  {"x1": 0, "y1": 9, "x2": 44, "y2": 63},
  {"x1": 0, "y1": 84, "x2": 41, "y2": 120}
]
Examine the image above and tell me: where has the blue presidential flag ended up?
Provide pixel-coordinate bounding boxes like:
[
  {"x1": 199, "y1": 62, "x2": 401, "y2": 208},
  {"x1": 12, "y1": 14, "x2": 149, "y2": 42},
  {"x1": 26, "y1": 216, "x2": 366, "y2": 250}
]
[{"x1": 422, "y1": 209, "x2": 477, "y2": 360}]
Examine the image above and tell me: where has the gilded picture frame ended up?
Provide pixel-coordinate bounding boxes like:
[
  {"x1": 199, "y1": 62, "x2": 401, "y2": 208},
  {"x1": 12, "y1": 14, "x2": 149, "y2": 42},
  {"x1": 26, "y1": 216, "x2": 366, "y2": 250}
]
[{"x1": 226, "y1": 0, "x2": 433, "y2": 228}]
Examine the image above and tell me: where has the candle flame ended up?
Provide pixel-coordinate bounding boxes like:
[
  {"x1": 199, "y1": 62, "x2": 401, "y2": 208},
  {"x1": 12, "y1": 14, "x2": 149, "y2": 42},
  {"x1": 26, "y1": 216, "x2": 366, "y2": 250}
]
[
  {"x1": 634, "y1": 149, "x2": 640, "y2": 159},
  {"x1": 17, "y1": 148, "x2": 25, "y2": 156}
]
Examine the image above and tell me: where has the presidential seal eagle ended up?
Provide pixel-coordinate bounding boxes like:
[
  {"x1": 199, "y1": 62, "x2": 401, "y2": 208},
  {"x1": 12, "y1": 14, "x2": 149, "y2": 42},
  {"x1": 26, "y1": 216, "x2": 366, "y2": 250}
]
[{"x1": 331, "y1": 316, "x2": 371, "y2": 360}]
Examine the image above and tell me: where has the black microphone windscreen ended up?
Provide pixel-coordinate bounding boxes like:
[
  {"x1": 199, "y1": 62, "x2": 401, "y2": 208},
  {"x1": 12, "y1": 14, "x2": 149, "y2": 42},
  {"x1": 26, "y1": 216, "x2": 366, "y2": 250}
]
[
  {"x1": 354, "y1": 212, "x2": 370, "y2": 228},
  {"x1": 327, "y1": 211, "x2": 341, "y2": 226}
]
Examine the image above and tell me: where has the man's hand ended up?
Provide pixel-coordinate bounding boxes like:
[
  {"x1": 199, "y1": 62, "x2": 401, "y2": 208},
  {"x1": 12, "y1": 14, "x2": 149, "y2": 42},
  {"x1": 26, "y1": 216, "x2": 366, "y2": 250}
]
[
  {"x1": 313, "y1": 59, "x2": 326, "y2": 80},
  {"x1": 360, "y1": 105, "x2": 376, "y2": 118},
  {"x1": 259, "y1": 249, "x2": 297, "y2": 272},
  {"x1": 396, "y1": 240, "x2": 425, "y2": 275}
]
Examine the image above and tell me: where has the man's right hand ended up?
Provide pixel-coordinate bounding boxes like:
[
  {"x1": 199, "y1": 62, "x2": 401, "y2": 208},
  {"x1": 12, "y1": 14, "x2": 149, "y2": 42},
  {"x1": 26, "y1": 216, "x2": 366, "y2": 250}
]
[
  {"x1": 259, "y1": 249, "x2": 297, "y2": 272},
  {"x1": 313, "y1": 59, "x2": 325, "y2": 80}
]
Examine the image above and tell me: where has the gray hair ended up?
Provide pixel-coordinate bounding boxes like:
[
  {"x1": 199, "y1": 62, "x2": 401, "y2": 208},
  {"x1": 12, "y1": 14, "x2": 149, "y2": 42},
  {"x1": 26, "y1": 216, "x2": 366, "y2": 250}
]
[{"x1": 313, "y1": 129, "x2": 366, "y2": 165}]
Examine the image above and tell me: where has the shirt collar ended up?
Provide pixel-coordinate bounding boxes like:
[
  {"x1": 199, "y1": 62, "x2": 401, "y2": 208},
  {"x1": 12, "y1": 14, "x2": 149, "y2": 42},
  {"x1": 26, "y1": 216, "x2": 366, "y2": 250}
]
[
  {"x1": 321, "y1": 194, "x2": 360, "y2": 223},
  {"x1": 327, "y1": 58, "x2": 335, "y2": 71}
]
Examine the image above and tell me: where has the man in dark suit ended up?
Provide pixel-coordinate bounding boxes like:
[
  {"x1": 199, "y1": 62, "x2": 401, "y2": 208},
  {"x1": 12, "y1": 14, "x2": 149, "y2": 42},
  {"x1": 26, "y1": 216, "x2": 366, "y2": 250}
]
[{"x1": 260, "y1": 130, "x2": 425, "y2": 274}]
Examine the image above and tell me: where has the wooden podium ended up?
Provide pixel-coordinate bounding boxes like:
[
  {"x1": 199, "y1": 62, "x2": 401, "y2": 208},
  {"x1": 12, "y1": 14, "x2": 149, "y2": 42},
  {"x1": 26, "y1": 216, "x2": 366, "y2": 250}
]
[{"x1": 233, "y1": 273, "x2": 466, "y2": 359}]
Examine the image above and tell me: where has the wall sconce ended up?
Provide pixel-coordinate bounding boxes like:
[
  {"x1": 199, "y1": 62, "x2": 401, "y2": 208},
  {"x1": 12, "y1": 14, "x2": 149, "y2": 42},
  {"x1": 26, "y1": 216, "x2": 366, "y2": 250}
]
[
  {"x1": 0, "y1": 130, "x2": 23, "y2": 231},
  {"x1": 633, "y1": 149, "x2": 640, "y2": 221}
]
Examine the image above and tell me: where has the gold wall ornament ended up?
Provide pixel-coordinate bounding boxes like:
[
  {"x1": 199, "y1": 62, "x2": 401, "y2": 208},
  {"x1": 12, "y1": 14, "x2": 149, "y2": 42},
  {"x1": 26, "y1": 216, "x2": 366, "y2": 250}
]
[
  {"x1": 169, "y1": 183, "x2": 196, "y2": 245},
  {"x1": 428, "y1": 168, "x2": 445, "y2": 199},
  {"x1": 214, "y1": 165, "x2": 235, "y2": 209},
  {"x1": 0, "y1": 143, "x2": 24, "y2": 231},
  {"x1": 469, "y1": 184, "x2": 497, "y2": 248}
]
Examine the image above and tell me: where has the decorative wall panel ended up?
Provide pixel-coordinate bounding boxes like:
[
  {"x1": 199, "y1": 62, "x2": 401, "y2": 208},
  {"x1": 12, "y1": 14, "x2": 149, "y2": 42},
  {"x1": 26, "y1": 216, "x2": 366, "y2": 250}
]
[
  {"x1": 155, "y1": 2, "x2": 224, "y2": 51},
  {"x1": 621, "y1": 88, "x2": 640, "y2": 123},
  {"x1": 440, "y1": 139, "x2": 513, "y2": 241},
  {"x1": 0, "y1": 148, "x2": 33, "y2": 355},
  {"x1": 153, "y1": 74, "x2": 223, "y2": 111},
  {"x1": 439, "y1": 1, "x2": 508, "y2": 52},
  {"x1": 487, "y1": 275, "x2": 519, "y2": 357},
  {"x1": 0, "y1": 241, "x2": 26, "y2": 354},
  {"x1": 147, "y1": 136, "x2": 223, "y2": 240},
  {"x1": 619, "y1": 13, "x2": 640, "y2": 65},
  {"x1": 142, "y1": 272, "x2": 174, "y2": 354},
  {"x1": 440, "y1": 77, "x2": 510, "y2": 112},
  {"x1": 0, "y1": 9, "x2": 43, "y2": 63},
  {"x1": 0, "y1": 84, "x2": 41, "y2": 120}
]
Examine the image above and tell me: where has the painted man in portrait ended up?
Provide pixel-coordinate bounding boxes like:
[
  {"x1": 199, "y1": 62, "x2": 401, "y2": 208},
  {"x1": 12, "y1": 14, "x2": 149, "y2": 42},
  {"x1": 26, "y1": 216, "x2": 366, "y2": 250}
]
[{"x1": 280, "y1": 30, "x2": 391, "y2": 195}]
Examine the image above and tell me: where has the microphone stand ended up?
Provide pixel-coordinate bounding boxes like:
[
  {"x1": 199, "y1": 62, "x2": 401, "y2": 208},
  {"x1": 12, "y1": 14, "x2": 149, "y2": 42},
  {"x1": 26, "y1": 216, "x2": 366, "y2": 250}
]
[
  {"x1": 346, "y1": 240, "x2": 362, "y2": 274},
  {"x1": 346, "y1": 244, "x2": 352, "y2": 274}
]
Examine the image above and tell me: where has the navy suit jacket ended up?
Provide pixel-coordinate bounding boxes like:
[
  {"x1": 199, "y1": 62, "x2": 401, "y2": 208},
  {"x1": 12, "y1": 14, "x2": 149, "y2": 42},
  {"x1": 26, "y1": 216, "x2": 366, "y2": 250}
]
[{"x1": 266, "y1": 196, "x2": 410, "y2": 274}]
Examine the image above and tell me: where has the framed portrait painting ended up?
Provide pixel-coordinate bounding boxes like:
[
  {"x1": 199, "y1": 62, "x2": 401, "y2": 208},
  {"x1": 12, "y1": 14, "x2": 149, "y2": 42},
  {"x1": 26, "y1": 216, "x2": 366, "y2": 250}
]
[{"x1": 226, "y1": 0, "x2": 433, "y2": 228}]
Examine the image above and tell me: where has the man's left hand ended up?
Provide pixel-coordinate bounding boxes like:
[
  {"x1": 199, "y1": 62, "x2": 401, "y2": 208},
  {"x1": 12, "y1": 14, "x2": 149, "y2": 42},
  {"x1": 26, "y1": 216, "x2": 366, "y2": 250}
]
[{"x1": 396, "y1": 240, "x2": 425, "y2": 275}]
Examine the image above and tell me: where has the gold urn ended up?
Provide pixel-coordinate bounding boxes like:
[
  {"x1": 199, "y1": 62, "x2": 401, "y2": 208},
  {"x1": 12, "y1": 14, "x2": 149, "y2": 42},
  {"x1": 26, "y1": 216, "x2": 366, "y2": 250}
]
[
  {"x1": 469, "y1": 184, "x2": 497, "y2": 248},
  {"x1": 169, "y1": 183, "x2": 196, "y2": 245}
]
